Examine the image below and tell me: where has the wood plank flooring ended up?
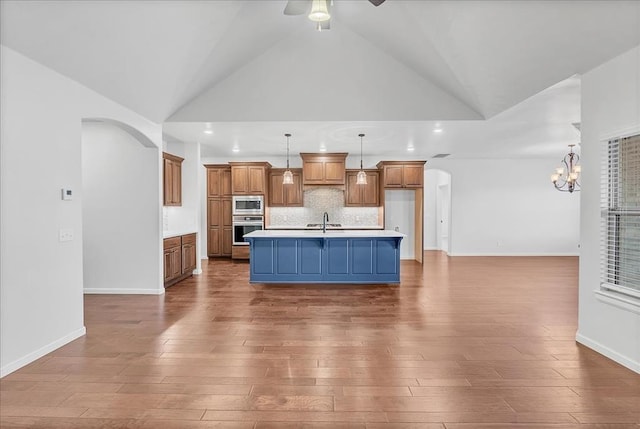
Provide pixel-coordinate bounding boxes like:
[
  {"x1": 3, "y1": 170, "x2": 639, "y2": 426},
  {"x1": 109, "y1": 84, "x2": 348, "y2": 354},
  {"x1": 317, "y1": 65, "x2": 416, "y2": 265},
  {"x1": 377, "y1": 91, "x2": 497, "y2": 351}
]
[{"x1": 2, "y1": 252, "x2": 639, "y2": 428}]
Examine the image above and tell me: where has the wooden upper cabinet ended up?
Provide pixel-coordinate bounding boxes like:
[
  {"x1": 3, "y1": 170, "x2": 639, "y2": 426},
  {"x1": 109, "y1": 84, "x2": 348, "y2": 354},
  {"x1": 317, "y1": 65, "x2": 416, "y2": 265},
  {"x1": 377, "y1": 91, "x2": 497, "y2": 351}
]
[
  {"x1": 300, "y1": 153, "x2": 347, "y2": 186},
  {"x1": 377, "y1": 161, "x2": 426, "y2": 189},
  {"x1": 382, "y1": 165, "x2": 404, "y2": 188},
  {"x1": 206, "y1": 166, "x2": 232, "y2": 197},
  {"x1": 163, "y1": 152, "x2": 184, "y2": 206},
  {"x1": 345, "y1": 170, "x2": 379, "y2": 207},
  {"x1": 269, "y1": 169, "x2": 303, "y2": 207},
  {"x1": 229, "y1": 162, "x2": 271, "y2": 195},
  {"x1": 403, "y1": 164, "x2": 424, "y2": 187}
]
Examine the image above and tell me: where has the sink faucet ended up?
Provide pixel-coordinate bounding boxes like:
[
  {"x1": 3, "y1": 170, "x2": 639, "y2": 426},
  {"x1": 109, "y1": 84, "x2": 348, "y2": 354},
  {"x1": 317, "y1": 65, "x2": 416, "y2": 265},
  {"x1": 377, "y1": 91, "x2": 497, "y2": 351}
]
[{"x1": 322, "y1": 212, "x2": 329, "y2": 233}]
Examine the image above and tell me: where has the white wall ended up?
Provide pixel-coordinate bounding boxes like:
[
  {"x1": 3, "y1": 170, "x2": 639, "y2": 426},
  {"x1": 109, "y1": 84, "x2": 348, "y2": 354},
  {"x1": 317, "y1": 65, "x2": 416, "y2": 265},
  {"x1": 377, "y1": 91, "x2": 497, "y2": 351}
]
[
  {"x1": 0, "y1": 46, "x2": 162, "y2": 377},
  {"x1": 82, "y1": 122, "x2": 162, "y2": 294},
  {"x1": 426, "y1": 158, "x2": 581, "y2": 256},
  {"x1": 577, "y1": 45, "x2": 640, "y2": 373},
  {"x1": 385, "y1": 190, "x2": 415, "y2": 259}
]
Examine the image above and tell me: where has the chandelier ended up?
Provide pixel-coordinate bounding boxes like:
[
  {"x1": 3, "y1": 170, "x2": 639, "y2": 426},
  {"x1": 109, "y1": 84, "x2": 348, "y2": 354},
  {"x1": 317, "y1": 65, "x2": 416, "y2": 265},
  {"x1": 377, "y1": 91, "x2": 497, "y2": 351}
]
[{"x1": 550, "y1": 144, "x2": 581, "y2": 193}]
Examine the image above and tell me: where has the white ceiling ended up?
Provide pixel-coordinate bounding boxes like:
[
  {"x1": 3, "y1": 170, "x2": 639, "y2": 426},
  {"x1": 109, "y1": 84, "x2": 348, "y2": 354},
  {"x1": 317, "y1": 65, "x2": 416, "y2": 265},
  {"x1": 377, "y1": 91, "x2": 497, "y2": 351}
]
[
  {"x1": 1, "y1": 1, "x2": 639, "y2": 159},
  {"x1": 165, "y1": 75, "x2": 581, "y2": 160}
]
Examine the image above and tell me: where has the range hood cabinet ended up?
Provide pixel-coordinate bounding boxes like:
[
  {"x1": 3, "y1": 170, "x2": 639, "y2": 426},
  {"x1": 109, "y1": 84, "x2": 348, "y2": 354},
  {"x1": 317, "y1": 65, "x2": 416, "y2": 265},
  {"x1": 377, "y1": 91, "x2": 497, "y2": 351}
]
[{"x1": 300, "y1": 153, "x2": 347, "y2": 187}]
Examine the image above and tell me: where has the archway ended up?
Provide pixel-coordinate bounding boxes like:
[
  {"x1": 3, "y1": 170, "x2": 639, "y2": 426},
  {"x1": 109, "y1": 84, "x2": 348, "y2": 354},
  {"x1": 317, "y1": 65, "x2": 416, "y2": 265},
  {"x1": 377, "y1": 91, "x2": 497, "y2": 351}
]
[{"x1": 81, "y1": 118, "x2": 163, "y2": 294}]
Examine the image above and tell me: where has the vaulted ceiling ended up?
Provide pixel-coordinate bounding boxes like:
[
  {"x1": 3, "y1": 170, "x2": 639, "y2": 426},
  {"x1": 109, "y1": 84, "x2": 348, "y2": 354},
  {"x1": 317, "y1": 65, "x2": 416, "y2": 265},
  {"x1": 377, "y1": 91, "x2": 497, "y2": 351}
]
[{"x1": 2, "y1": 0, "x2": 639, "y2": 124}]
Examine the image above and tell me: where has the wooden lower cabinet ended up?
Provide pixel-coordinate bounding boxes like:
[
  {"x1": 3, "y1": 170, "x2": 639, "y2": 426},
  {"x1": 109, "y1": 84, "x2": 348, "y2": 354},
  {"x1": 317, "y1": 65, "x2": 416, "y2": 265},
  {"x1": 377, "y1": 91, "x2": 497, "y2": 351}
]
[
  {"x1": 232, "y1": 245, "x2": 250, "y2": 260},
  {"x1": 164, "y1": 233, "x2": 197, "y2": 287}
]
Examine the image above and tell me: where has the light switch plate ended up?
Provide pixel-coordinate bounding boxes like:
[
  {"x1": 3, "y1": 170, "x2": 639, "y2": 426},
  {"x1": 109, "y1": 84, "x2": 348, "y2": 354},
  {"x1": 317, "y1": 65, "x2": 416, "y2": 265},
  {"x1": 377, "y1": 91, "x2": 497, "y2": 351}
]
[{"x1": 61, "y1": 188, "x2": 73, "y2": 201}]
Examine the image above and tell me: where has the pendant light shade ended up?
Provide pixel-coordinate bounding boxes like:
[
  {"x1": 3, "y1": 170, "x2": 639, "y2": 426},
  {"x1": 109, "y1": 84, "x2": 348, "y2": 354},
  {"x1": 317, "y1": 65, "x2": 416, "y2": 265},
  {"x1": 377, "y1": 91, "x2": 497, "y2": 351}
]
[
  {"x1": 283, "y1": 133, "x2": 294, "y2": 185},
  {"x1": 357, "y1": 133, "x2": 367, "y2": 185},
  {"x1": 309, "y1": 0, "x2": 331, "y2": 22}
]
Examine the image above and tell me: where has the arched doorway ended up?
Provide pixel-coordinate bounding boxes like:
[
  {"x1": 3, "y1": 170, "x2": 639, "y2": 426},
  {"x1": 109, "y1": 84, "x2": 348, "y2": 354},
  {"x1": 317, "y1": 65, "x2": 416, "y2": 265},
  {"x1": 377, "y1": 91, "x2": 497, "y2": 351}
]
[{"x1": 81, "y1": 118, "x2": 163, "y2": 294}]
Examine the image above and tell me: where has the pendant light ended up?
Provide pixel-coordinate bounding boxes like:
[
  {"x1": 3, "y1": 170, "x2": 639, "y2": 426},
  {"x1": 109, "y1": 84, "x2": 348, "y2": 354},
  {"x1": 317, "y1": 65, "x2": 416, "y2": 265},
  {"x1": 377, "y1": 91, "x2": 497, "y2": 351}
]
[
  {"x1": 356, "y1": 133, "x2": 367, "y2": 185},
  {"x1": 283, "y1": 133, "x2": 294, "y2": 185},
  {"x1": 308, "y1": 0, "x2": 331, "y2": 22}
]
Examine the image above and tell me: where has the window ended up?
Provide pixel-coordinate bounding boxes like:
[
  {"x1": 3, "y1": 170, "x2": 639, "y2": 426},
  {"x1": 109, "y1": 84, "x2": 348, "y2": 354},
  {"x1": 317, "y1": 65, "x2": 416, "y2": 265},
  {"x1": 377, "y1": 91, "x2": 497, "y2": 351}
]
[{"x1": 601, "y1": 134, "x2": 640, "y2": 299}]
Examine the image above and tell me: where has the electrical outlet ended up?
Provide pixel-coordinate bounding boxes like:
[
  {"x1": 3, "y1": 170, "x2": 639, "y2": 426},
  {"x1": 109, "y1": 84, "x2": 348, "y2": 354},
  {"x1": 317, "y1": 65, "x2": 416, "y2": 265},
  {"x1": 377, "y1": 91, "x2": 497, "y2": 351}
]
[
  {"x1": 356, "y1": 216, "x2": 360, "y2": 222},
  {"x1": 59, "y1": 228, "x2": 74, "y2": 242},
  {"x1": 283, "y1": 215, "x2": 288, "y2": 221},
  {"x1": 496, "y1": 240, "x2": 501, "y2": 247}
]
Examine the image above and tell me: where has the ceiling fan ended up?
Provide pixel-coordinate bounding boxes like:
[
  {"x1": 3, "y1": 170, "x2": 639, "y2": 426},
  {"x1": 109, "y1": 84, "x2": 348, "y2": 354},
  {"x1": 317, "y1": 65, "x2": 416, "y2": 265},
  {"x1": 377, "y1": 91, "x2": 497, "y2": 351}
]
[{"x1": 284, "y1": 0, "x2": 386, "y2": 31}]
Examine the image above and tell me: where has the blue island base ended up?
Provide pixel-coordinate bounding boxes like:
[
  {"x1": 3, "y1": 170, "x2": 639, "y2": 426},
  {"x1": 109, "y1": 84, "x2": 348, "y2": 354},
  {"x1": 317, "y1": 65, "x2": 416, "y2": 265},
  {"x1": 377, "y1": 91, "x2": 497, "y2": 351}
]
[{"x1": 245, "y1": 236, "x2": 403, "y2": 284}]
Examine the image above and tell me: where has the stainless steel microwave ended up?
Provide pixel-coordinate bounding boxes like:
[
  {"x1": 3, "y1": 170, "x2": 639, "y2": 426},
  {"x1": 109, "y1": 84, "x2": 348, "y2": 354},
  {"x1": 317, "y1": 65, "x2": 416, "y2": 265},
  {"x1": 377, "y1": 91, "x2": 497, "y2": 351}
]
[{"x1": 232, "y1": 195, "x2": 264, "y2": 215}]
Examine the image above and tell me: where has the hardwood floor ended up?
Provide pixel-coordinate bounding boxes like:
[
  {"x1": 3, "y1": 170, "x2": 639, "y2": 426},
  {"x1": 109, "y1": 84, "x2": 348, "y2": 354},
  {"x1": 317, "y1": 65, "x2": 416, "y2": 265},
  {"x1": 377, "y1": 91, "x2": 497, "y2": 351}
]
[{"x1": 2, "y1": 252, "x2": 639, "y2": 428}]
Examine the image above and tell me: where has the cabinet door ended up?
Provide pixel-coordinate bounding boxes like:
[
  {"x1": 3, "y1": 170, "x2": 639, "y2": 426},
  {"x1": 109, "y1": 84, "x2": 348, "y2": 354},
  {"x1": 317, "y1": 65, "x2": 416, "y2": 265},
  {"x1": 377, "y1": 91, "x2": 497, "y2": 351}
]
[
  {"x1": 222, "y1": 228, "x2": 233, "y2": 256},
  {"x1": 171, "y1": 160, "x2": 182, "y2": 205},
  {"x1": 231, "y1": 166, "x2": 248, "y2": 194},
  {"x1": 208, "y1": 199, "x2": 221, "y2": 227},
  {"x1": 164, "y1": 249, "x2": 173, "y2": 281},
  {"x1": 221, "y1": 169, "x2": 232, "y2": 196},
  {"x1": 324, "y1": 161, "x2": 345, "y2": 183},
  {"x1": 383, "y1": 165, "x2": 404, "y2": 188},
  {"x1": 303, "y1": 161, "x2": 325, "y2": 184},
  {"x1": 248, "y1": 167, "x2": 265, "y2": 194},
  {"x1": 182, "y1": 244, "x2": 196, "y2": 274},
  {"x1": 269, "y1": 172, "x2": 285, "y2": 206},
  {"x1": 285, "y1": 171, "x2": 303, "y2": 206},
  {"x1": 402, "y1": 165, "x2": 423, "y2": 187},
  {"x1": 171, "y1": 248, "x2": 182, "y2": 278},
  {"x1": 163, "y1": 159, "x2": 173, "y2": 205},
  {"x1": 345, "y1": 172, "x2": 362, "y2": 206},
  {"x1": 208, "y1": 228, "x2": 221, "y2": 256},
  {"x1": 222, "y1": 198, "x2": 233, "y2": 227},
  {"x1": 207, "y1": 168, "x2": 221, "y2": 197},
  {"x1": 363, "y1": 172, "x2": 379, "y2": 206}
]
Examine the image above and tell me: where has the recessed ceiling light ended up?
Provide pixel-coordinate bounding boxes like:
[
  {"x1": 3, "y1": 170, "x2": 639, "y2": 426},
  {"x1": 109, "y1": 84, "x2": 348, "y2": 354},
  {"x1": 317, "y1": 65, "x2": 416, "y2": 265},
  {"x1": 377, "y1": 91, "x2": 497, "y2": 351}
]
[
  {"x1": 204, "y1": 129, "x2": 213, "y2": 135},
  {"x1": 319, "y1": 144, "x2": 327, "y2": 152},
  {"x1": 232, "y1": 146, "x2": 240, "y2": 153},
  {"x1": 407, "y1": 145, "x2": 415, "y2": 152},
  {"x1": 433, "y1": 128, "x2": 443, "y2": 134}
]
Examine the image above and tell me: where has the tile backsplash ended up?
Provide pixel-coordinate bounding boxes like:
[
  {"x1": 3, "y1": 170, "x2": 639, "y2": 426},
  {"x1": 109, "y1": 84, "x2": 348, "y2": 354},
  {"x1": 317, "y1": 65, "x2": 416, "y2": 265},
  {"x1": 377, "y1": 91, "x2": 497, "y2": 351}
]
[{"x1": 269, "y1": 187, "x2": 379, "y2": 227}]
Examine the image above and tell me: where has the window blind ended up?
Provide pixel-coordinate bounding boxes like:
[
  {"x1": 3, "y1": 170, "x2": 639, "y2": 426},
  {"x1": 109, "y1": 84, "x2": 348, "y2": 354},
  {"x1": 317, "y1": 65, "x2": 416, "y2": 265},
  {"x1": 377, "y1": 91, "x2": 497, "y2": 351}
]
[{"x1": 601, "y1": 134, "x2": 640, "y2": 298}]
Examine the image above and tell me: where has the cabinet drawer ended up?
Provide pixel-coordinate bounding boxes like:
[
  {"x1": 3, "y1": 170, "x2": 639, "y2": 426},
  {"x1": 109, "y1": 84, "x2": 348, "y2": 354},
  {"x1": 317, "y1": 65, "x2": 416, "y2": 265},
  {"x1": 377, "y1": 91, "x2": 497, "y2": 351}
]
[
  {"x1": 181, "y1": 233, "x2": 196, "y2": 245},
  {"x1": 163, "y1": 236, "x2": 181, "y2": 250}
]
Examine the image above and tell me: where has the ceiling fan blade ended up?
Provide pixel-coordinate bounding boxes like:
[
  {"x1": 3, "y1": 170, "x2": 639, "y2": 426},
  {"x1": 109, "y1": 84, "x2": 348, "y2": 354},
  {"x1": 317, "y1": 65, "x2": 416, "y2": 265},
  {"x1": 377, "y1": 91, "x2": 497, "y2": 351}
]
[
  {"x1": 368, "y1": 0, "x2": 386, "y2": 6},
  {"x1": 284, "y1": 0, "x2": 309, "y2": 15}
]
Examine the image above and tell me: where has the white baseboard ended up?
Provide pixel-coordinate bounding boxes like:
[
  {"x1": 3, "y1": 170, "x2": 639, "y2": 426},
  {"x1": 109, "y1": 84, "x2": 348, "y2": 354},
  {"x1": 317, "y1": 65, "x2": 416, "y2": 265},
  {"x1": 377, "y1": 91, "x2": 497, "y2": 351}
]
[
  {"x1": 576, "y1": 332, "x2": 640, "y2": 374},
  {"x1": 447, "y1": 252, "x2": 580, "y2": 257},
  {"x1": 0, "y1": 326, "x2": 86, "y2": 378},
  {"x1": 84, "y1": 288, "x2": 164, "y2": 295}
]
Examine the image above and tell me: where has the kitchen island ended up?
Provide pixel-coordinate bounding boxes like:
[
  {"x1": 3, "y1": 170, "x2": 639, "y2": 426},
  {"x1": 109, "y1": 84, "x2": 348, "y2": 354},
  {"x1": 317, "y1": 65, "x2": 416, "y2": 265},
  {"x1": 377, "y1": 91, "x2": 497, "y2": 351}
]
[{"x1": 243, "y1": 230, "x2": 405, "y2": 284}]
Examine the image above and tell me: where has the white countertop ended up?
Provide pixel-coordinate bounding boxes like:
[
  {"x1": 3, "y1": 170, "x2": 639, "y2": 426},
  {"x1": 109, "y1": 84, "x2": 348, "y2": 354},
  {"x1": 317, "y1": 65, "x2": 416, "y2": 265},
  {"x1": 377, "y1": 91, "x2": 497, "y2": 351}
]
[
  {"x1": 163, "y1": 230, "x2": 197, "y2": 239},
  {"x1": 245, "y1": 229, "x2": 406, "y2": 238},
  {"x1": 266, "y1": 225, "x2": 384, "y2": 230}
]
